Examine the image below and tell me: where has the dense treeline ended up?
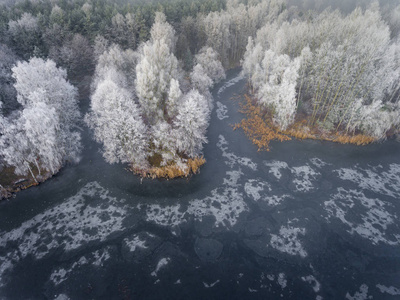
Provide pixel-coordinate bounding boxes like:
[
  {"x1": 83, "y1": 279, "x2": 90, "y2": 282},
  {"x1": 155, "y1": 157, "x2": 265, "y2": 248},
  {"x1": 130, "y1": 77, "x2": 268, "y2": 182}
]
[
  {"x1": 0, "y1": 0, "x2": 400, "y2": 188},
  {"x1": 242, "y1": 3, "x2": 400, "y2": 138}
]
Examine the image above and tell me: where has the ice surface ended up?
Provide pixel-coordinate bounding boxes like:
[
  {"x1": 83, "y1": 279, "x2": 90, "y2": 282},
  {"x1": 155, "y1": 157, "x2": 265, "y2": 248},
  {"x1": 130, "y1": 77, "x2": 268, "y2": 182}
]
[
  {"x1": 216, "y1": 101, "x2": 228, "y2": 120},
  {"x1": 50, "y1": 246, "x2": 113, "y2": 286},
  {"x1": 0, "y1": 182, "x2": 127, "y2": 287},
  {"x1": 291, "y1": 165, "x2": 320, "y2": 192},
  {"x1": 310, "y1": 158, "x2": 329, "y2": 168},
  {"x1": 203, "y1": 280, "x2": 220, "y2": 288},
  {"x1": 146, "y1": 204, "x2": 186, "y2": 227},
  {"x1": 376, "y1": 284, "x2": 400, "y2": 295},
  {"x1": 264, "y1": 160, "x2": 289, "y2": 179},
  {"x1": 346, "y1": 284, "x2": 370, "y2": 300},
  {"x1": 151, "y1": 257, "x2": 170, "y2": 277},
  {"x1": 123, "y1": 235, "x2": 148, "y2": 252},
  {"x1": 324, "y1": 188, "x2": 400, "y2": 245},
  {"x1": 277, "y1": 273, "x2": 287, "y2": 289},
  {"x1": 146, "y1": 170, "x2": 248, "y2": 228},
  {"x1": 270, "y1": 225, "x2": 307, "y2": 258},
  {"x1": 336, "y1": 164, "x2": 400, "y2": 198},
  {"x1": 244, "y1": 179, "x2": 270, "y2": 201},
  {"x1": 217, "y1": 135, "x2": 257, "y2": 170},
  {"x1": 217, "y1": 74, "x2": 244, "y2": 97},
  {"x1": 302, "y1": 275, "x2": 321, "y2": 292}
]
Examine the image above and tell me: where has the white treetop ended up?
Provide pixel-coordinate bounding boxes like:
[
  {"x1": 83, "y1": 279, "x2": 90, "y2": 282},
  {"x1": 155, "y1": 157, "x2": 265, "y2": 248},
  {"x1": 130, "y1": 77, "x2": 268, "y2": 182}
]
[
  {"x1": 174, "y1": 89, "x2": 210, "y2": 157},
  {"x1": 87, "y1": 14, "x2": 215, "y2": 171},
  {"x1": 0, "y1": 58, "x2": 81, "y2": 178},
  {"x1": 135, "y1": 39, "x2": 179, "y2": 124},
  {"x1": 194, "y1": 47, "x2": 226, "y2": 85},
  {"x1": 150, "y1": 12, "x2": 177, "y2": 53},
  {"x1": 86, "y1": 77, "x2": 148, "y2": 167}
]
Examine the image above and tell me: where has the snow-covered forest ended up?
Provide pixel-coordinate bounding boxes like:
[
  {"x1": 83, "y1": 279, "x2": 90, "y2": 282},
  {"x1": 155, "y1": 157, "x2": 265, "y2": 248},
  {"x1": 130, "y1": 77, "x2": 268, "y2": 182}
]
[
  {"x1": 0, "y1": 0, "x2": 400, "y2": 183},
  {"x1": 242, "y1": 2, "x2": 400, "y2": 138},
  {"x1": 85, "y1": 12, "x2": 224, "y2": 175}
]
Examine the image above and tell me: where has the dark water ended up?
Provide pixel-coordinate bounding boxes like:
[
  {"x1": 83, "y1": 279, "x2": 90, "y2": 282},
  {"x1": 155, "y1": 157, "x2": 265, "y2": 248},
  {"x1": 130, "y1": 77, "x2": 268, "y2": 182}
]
[{"x1": 1, "y1": 69, "x2": 400, "y2": 300}]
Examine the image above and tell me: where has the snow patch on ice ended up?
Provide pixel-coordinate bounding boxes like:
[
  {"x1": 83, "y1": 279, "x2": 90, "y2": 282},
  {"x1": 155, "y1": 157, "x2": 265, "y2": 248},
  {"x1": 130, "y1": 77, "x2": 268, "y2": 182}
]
[
  {"x1": 151, "y1": 257, "x2": 170, "y2": 277},
  {"x1": 270, "y1": 225, "x2": 307, "y2": 258},
  {"x1": 203, "y1": 280, "x2": 220, "y2": 288},
  {"x1": 310, "y1": 158, "x2": 329, "y2": 168},
  {"x1": 277, "y1": 273, "x2": 287, "y2": 289},
  {"x1": 188, "y1": 170, "x2": 247, "y2": 227},
  {"x1": 146, "y1": 204, "x2": 186, "y2": 227},
  {"x1": 376, "y1": 284, "x2": 400, "y2": 295},
  {"x1": 145, "y1": 170, "x2": 247, "y2": 228},
  {"x1": 244, "y1": 179, "x2": 270, "y2": 201},
  {"x1": 336, "y1": 164, "x2": 400, "y2": 198},
  {"x1": 324, "y1": 188, "x2": 400, "y2": 245},
  {"x1": 50, "y1": 247, "x2": 112, "y2": 286},
  {"x1": 216, "y1": 101, "x2": 228, "y2": 120},
  {"x1": 217, "y1": 135, "x2": 257, "y2": 170},
  {"x1": 50, "y1": 268, "x2": 69, "y2": 286},
  {"x1": 244, "y1": 179, "x2": 290, "y2": 206},
  {"x1": 264, "y1": 161, "x2": 289, "y2": 179},
  {"x1": 291, "y1": 165, "x2": 320, "y2": 192},
  {"x1": 302, "y1": 275, "x2": 321, "y2": 292},
  {"x1": 92, "y1": 248, "x2": 111, "y2": 267},
  {"x1": 346, "y1": 284, "x2": 371, "y2": 300},
  {"x1": 0, "y1": 182, "x2": 127, "y2": 287},
  {"x1": 217, "y1": 74, "x2": 244, "y2": 97},
  {"x1": 54, "y1": 295, "x2": 70, "y2": 300},
  {"x1": 123, "y1": 235, "x2": 148, "y2": 252},
  {"x1": 265, "y1": 195, "x2": 291, "y2": 206}
]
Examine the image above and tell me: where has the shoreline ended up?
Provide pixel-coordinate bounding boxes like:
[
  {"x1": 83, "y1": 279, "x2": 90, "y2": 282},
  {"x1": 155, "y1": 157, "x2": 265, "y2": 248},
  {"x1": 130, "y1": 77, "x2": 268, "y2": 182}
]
[{"x1": 233, "y1": 93, "x2": 391, "y2": 152}]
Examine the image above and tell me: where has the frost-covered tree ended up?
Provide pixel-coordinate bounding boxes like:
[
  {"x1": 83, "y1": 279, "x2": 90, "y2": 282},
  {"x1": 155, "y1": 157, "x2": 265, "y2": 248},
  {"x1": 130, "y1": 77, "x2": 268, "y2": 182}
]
[
  {"x1": 135, "y1": 38, "x2": 180, "y2": 124},
  {"x1": 190, "y1": 63, "x2": 213, "y2": 108},
  {"x1": 92, "y1": 44, "x2": 138, "y2": 92},
  {"x1": 242, "y1": 4, "x2": 400, "y2": 137},
  {"x1": 174, "y1": 90, "x2": 210, "y2": 157},
  {"x1": 194, "y1": 47, "x2": 226, "y2": 85},
  {"x1": 0, "y1": 58, "x2": 81, "y2": 178},
  {"x1": 257, "y1": 50, "x2": 300, "y2": 130},
  {"x1": 85, "y1": 76, "x2": 148, "y2": 167},
  {"x1": 8, "y1": 13, "x2": 41, "y2": 58},
  {"x1": 93, "y1": 35, "x2": 110, "y2": 62},
  {"x1": 150, "y1": 12, "x2": 177, "y2": 53},
  {"x1": 107, "y1": 13, "x2": 137, "y2": 49},
  {"x1": 0, "y1": 44, "x2": 19, "y2": 114},
  {"x1": 87, "y1": 16, "x2": 214, "y2": 174}
]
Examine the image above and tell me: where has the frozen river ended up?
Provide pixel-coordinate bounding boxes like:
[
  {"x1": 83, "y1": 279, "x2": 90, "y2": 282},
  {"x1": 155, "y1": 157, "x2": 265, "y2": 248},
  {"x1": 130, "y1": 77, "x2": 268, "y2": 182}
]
[{"x1": 0, "y1": 69, "x2": 400, "y2": 299}]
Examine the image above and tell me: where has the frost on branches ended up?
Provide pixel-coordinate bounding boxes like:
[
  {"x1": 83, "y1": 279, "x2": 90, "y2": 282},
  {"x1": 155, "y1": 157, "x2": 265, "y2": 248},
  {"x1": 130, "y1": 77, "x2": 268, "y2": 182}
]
[
  {"x1": 86, "y1": 13, "x2": 224, "y2": 177},
  {"x1": 242, "y1": 38, "x2": 301, "y2": 130},
  {"x1": 0, "y1": 58, "x2": 81, "y2": 181},
  {"x1": 241, "y1": 5, "x2": 400, "y2": 139}
]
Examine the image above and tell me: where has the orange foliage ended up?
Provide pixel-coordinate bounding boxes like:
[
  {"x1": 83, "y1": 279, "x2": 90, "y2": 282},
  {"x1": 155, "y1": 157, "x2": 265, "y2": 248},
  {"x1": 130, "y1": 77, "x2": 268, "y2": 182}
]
[
  {"x1": 132, "y1": 156, "x2": 206, "y2": 179},
  {"x1": 234, "y1": 94, "x2": 376, "y2": 150},
  {"x1": 234, "y1": 95, "x2": 291, "y2": 151}
]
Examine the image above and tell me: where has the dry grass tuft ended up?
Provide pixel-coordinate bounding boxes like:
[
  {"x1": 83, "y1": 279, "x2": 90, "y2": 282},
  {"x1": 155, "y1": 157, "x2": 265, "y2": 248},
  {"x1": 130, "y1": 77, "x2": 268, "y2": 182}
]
[
  {"x1": 133, "y1": 156, "x2": 206, "y2": 179},
  {"x1": 234, "y1": 94, "x2": 291, "y2": 151}
]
